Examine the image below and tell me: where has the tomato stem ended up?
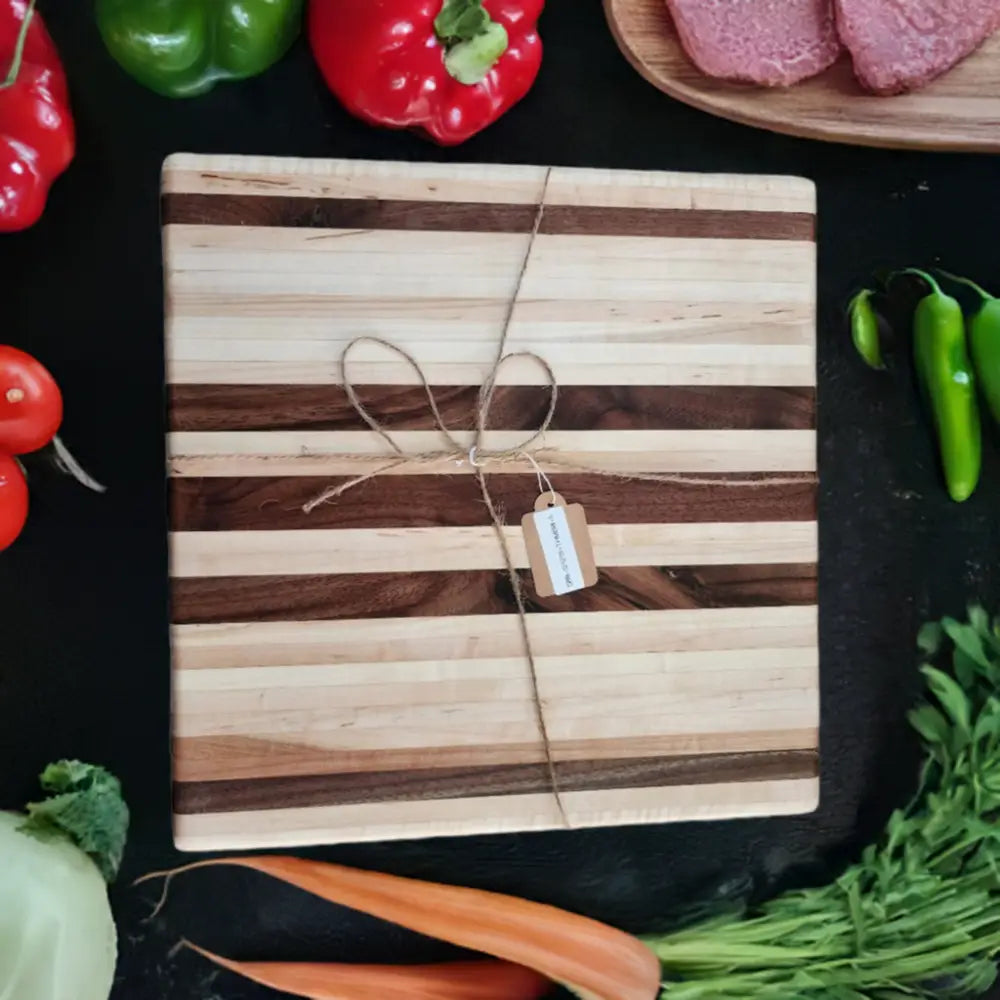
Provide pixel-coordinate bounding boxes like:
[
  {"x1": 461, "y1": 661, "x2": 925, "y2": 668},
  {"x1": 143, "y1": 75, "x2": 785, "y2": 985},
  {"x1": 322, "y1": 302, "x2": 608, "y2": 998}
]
[{"x1": 51, "y1": 435, "x2": 106, "y2": 494}]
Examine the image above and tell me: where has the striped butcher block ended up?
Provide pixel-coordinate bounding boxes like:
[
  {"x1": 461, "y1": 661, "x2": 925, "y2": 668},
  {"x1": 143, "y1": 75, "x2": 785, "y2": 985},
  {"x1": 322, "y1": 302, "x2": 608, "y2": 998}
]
[{"x1": 164, "y1": 153, "x2": 819, "y2": 851}]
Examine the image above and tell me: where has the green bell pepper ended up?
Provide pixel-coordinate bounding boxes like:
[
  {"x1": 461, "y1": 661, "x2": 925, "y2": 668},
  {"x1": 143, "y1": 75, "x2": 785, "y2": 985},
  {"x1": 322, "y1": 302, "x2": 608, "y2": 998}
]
[{"x1": 95, "y1": 0, "x2": 304, "y2": 98}]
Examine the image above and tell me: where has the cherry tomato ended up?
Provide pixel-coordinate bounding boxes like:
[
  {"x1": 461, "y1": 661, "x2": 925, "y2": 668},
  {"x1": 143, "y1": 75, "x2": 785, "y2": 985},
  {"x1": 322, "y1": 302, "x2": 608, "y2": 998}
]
[
  {"x1": 0, "y1": 346, "x2": 63, "y2": 454},
  {"x1": 0, "y1": 453, "x2": 28, "y2": 551}
]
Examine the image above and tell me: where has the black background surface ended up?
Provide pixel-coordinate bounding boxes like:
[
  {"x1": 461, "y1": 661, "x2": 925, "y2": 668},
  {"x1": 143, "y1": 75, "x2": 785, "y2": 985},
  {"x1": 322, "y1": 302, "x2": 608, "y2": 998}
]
[{"x1": 3, "y1": 2, "x2": 1000, "y2": 997}]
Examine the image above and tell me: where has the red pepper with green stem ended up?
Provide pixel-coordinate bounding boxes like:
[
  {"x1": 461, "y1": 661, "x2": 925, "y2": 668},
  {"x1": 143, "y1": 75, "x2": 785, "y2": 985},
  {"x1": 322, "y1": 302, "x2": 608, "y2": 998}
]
[
  {"x1": 0, "y1": 0, "x2": 74, "y2": 231},
  {"x1": 307, "y1": 0, "x2": 544, "y2": 146}
]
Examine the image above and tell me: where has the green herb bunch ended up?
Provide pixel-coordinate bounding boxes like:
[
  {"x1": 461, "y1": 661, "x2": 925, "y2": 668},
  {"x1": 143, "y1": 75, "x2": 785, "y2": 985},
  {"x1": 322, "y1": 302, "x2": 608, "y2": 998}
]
[{"x1": 647, "y1": 607, "x2": 1000, "y2": 1000}]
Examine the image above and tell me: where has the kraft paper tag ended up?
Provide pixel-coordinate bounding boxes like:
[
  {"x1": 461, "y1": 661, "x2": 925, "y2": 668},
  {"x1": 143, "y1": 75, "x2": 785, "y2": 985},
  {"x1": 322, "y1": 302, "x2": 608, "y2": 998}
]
[{"x1": 521, "y1": 492, "x2": 598, "y2": 597}]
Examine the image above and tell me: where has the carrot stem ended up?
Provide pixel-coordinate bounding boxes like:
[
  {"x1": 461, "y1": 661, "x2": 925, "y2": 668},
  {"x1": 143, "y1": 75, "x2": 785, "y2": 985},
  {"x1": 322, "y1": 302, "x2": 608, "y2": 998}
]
[{"x1": 137, "y1": 857, "x2": 660, "y2": 1000}]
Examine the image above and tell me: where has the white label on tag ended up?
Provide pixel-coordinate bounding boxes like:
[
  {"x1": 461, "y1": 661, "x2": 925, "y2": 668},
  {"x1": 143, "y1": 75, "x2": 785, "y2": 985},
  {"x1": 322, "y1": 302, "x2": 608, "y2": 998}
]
[{"x1": 533, "y1": 505, "x2": 586, "y2": 596}]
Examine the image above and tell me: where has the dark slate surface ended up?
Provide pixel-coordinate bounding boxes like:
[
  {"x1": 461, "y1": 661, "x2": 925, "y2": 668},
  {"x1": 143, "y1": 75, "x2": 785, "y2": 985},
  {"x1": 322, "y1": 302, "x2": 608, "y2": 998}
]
[{"x1": 2, "y1": 2, "x2": 1000, "y2": 997}]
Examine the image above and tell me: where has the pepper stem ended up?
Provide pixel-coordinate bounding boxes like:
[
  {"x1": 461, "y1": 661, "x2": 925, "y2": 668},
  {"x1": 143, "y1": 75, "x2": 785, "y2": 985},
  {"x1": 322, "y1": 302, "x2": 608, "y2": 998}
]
[
  {"x1": 434, "y1": 0, "x2": 509, "y2": 85},
  {"x1": 893, "y1": 268, "x2": 944, "y2": 296},
  {"x1": 1, "y1": 0, "x2": 35, "y2": 91},
  {"x1": 938, "y1": 271, "x2": 994, "y2": 302}
]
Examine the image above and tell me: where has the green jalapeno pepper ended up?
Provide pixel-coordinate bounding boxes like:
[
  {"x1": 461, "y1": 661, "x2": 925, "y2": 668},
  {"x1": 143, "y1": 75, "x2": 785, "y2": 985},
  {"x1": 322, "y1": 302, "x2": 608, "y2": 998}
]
[
  {"x1": 939, "y1": 273, "x2": 1000, "y2": 428},
  {"x1": 905, "y1": 270, "x2": 981, "y2": 503},
  {"x1": 848, "y1": 288, "x2": 884, "y2": 369}
]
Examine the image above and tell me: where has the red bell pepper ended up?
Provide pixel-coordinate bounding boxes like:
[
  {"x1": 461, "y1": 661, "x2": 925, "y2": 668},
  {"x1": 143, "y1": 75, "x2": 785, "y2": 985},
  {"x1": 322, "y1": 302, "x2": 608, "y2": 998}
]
[
  {"x1": 307, "y1": 0, "x2": 543, "y2": 146},
  {"x1": 0, "y1": 0, "x2": 74, "y2": 232}
]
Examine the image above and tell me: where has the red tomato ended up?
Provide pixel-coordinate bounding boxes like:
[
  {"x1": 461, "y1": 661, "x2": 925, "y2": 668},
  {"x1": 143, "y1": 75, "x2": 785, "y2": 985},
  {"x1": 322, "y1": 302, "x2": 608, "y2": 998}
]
[
  {"x1": 0, "y1": 346, "x2": 62, "y2": 454},
  {"x1": 0, "y1": 453, "x2": 28, "y2": 550}
]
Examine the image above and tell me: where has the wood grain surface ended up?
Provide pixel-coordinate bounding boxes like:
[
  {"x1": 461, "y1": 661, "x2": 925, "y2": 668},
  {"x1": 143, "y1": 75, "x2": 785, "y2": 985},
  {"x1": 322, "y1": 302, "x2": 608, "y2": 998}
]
[
  {"x1": 163, "y1": 193, "x2": 815, "y2": 239},
  {"x1": 171, "y1": 563, "x2": 818, "y2": 624},
  {"x1": 164, "y1": 154, "x2": 819, "y2": 850},
  {"x1": 174, "y1": 749, "x2": 818, "y2": 813},
  {"x1": 605, "y1": 0, "x2": 1000, "y2": 152},
  {"x1": 169, "y1": 385, "x2": 816, "y2": 432},
  {"x1": 171, "y1": 474, "x2": 816, "y2": 530}
]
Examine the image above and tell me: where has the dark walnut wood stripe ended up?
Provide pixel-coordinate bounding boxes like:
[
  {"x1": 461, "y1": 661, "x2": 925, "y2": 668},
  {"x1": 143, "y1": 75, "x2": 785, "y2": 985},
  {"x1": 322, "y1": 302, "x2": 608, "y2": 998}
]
[
  {"x1": 173, "y1": 748, "x2": 819, "y2": 814},
  {"x1": 162, "y1": 193, "x2": 815, "y2": 241},
  {"x1": 173, "y1": 732, "x2": 820, "y2": 781},
  {"x1": 169, "y1": 385, "x2": 816, "y2": 433},
  {"x1": 539, "y1": 206, "x2": 815, "y2": 241},
  {"x1": 170, "y1": 564, "x2": 818, "y2": 625},
  {"x1": 171, "y1": 473, "x2": 816, "y2": 532}
]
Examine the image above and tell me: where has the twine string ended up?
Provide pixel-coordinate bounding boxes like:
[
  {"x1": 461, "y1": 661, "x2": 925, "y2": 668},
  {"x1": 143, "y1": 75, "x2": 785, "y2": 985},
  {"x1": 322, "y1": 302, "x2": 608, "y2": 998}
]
[
  {"x1": 522, "y1": 450, "x2": 557, "y2": 505},
  {"x1": 323, "y1": 169, "x2": 571, "y2": 822}
]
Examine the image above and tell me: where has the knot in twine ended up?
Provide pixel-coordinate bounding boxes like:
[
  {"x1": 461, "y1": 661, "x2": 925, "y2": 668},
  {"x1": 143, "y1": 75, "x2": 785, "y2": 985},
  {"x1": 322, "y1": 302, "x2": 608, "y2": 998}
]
[
  {"x1": 302, "y1": 336, "x2": 560, "y2": 514},
  {"x1": 302, "y1": 170, "x2": 814, "y2": 826}
]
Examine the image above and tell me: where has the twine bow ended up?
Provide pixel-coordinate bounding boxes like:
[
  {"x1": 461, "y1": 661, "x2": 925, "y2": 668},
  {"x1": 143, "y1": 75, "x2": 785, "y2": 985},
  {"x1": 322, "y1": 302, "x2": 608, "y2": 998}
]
[{"x1": 301, "y1": 170, "x2": 814, "y2": 824}]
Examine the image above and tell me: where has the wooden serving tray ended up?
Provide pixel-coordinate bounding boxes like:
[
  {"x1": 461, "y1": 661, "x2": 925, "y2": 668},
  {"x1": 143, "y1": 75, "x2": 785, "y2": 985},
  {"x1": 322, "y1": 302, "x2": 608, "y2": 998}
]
[
  {"x1": 164, "y1": 154, "x2": 820, "y2": 850},
  {"x1": 606, "y1": 0, "x2": 1000, "y2": 152}
]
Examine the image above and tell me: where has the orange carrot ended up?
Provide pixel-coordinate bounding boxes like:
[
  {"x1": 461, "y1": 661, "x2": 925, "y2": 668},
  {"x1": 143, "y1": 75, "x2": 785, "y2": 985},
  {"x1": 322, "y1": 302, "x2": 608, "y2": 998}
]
[
  {"x1": 138, "y1": 857, "x2": 661, "y2": 1000},
  {"x1": 184, "y1": 945, "x2": 553, "y2": 1000}
]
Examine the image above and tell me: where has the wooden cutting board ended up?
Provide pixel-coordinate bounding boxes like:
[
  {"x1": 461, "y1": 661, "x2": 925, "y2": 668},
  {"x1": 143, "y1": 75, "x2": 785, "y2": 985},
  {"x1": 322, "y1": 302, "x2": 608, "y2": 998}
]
[
  {"x1": 606, "y1": 0, "x2": 1000, "y2": 152},
  {"x1": 163, "y1": 153, "x2": 820, "y2": 851}
]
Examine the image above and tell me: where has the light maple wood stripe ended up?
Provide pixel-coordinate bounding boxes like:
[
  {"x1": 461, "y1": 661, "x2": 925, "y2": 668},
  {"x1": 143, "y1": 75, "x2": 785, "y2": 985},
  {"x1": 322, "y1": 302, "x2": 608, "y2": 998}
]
[
  {"x1": 167, "y1": 429, "x2": 816, "y2": 477},
  {"x1": 168, "y1": 225, "x2": 814, "y2": 266},
  {"x1": 172, "y1": 605, "x2": 819, "y2": 669},
  {"x1": 167, "y1": 228, "x2": 814, "y2": 294},
  {"x1": 174, "y1": 689, "x2": 814, "y2": 741},
  {"x1": 175, "y1": 653, "x2": 817, "y2": 745},
  {"x1": 174, "y1": 728, "x2": 820, "y2": 782},
  {"x1": 170, "y1": 307, "x2": 813, "y2": 347},
  {"x1": 172, "y1": 777, "x2": 820, "y2": 850},
  {"x1": 174, "y1": 649, "x2": 816, "y2": 716},
  {"x1": 170, "y1": 283, "x2": 813, "y2": 319},
  {"x1": 163, "y1": 154, "x2": 817, "y2": 214},
  {"x1": 175, "y1": 646, "x2": 818, "y2": 688},
  {"x1": 175, "y1": 652, "x2": 817, "y2": 723},
  {"x1": 174, "y1": 647, "x2": 819, "y2": 765},
  {"x1": 252, "y1": 675, "x2": 816, "y2": 716},
  {"x1": 168, "y1": 331, "x2": 814, "y2": 366},
  {"x1": 168, "y1": 356, "x2": 817, "y2": 388},
  {"x1": 169, "y1": 521, "x2": 818, "y2": 577},
  {"x1": 160, "y1": 156, "x2": 549, "y2": 203},
  {"x1": 168, "y1": 324, "x2": 814, "y2": 356}
]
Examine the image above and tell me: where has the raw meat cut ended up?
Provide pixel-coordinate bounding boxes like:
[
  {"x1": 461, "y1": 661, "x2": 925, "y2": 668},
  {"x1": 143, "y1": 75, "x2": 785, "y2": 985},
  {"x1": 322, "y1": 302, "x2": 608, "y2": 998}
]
[
  {"x1": 836, "y1": 0, "x2": 1000, "y2": 94},
  {"x1": 665, "y1": 0, "x2": 842, "y2": 87}
]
